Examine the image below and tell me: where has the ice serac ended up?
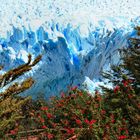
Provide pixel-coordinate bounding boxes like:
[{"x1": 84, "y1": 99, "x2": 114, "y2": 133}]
[
  {"x1": 0, "y1": 17, "x2": 139, "y2": 98},
  {"x1": 0, "y1": 0, "x2": 140, "y2": 98}
]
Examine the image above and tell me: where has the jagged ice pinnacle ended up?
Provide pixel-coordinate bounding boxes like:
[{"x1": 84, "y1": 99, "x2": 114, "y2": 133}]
[{"x1": 0, "y1": 0, "x2": 140, "y2": 98}]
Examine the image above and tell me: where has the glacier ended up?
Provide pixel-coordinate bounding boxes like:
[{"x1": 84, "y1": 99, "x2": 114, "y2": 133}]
[{"x1": 0, "y1": 0, "x2": 140, "y2": 98}]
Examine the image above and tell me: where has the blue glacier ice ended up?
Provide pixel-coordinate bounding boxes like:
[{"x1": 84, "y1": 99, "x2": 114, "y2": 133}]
[{"x1": 0, "y1": 0, "x2": 140, "y2": 98}]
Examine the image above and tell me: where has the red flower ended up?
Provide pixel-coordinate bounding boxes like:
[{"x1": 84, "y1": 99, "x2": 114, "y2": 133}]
[
  {"x1": 106, "y1": 125, "x2": 110, "y2": 129},
  {"x1": 95, "y1": 104, "x2": 99, "y2": 108},
  {"x1": 78, "y1": 92, "x2": 83, "y2": 96},
  {"x1": 56, "y1": 103, "x2": 63, "y2": 107},
  {"x1": 119, "y1": 128, "x2": 124, "y2": 131},
  {"x1": 47, "y1": 133, "x2": 54, "y2": 139},
  {"x1": 101, "y1": 110, "x2": 106, "y2": 115},
  {"x1": 10, "y1": 130, "x2": 17, "y2": 135},
  {"x1": 61, "y1": 92, "x2": 65, "y2": 98},
  {"x1": 70, "y1": 86, "x2": 78, "y2": 91},
  {"x1": 81, "y1": 109, "x2": 85, "y2": 114},
  {"x1": 75, "y1": 119, "x2": 82, "y2": 125},
  {"x1": 122, "y1": 80, "x2": 128, "y2": 87},
  {"x1": 40, "y1": 118, "x2": 45, "y2": 123},
  {"x1": 84, "y1": 119, "x2": 89, "y2": 124},
  {"x1": 128, "y1": 79, "x2": 133, "y2": 83},
  {"x1": 118, "y1": 135, "x2": 127, "y2": 140},
  {"x1": 111, "y1": 119, "x2": 115, "y2": 123},
  {"x1": 41, "y1": 106, "x2": 48, "y2": 111},
  {"x1": 90, "y1": 119, "x2": 97, "y2": 125},
  {"x1": 65, "y1": 128, "x2": 75, "y2": 134},
  {"x1": 96, "y1": 96, "x2": 102, "y2": 101},
  {"x1": 47, "y1": 113, "x2": 53, "y2": 119},
  {"x1": 84, "y1": 119, "x2": 96, "y2": 125},
  {"x1": 128, "y1": 94, "x2": 133, "y2": 99},
  {"x1": 60, "y1": 99, "x2": 64, "y2": 103},
  {"x1": 114, "y1": 86, "x2": 120, "y2": 93},
  {"x1": 125, "y1": 129, "x2": 129, "y2": 134},
  {"x1": 42, "y1": 125, "x2": 47, "y2": 129},
  {"x1": 64, "y1": 113, "x2": 68, "y2": 116},
  {"x1": 52, "y1": 123, "x2": 57, "y2": 128},
  {"x1": 86, "y1": 101, "x2": 91, "y2": 105},
  {"x1": 110, "y1": 114, "x2": 114, "y2": 118},
  {"x1": 71, "y1": 94, "x2": 76, "y2": 98}
]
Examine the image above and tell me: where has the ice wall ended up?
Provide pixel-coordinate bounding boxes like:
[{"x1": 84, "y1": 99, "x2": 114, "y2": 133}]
[{"x1": 0, "y1": 0, "x2": 140, "y2": 98}]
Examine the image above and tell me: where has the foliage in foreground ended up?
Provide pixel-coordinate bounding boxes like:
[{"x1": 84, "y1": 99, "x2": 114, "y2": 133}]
[
  {"x1": 29, "y1": 87, "x2": 132, "y2": 140},
  {"x1": 6, "y1": 84, "x2": 139, "y2": 140},
  {"x1": 101, "y1": 26, "x2": 140, "y2": 137},
  {"x1": 0, "y1": 54, "x2": 41, "y2": 137}
]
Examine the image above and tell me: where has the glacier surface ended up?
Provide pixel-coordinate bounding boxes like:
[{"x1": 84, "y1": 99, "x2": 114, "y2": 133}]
[{"x1": 0, "y1": 0, "x2": 140, "y2": 98}]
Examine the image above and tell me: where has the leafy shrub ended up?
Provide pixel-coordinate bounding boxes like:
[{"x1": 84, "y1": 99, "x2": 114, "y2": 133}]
[
  {"x1": 30, "y1": 87, "x2": 132, "y2": 140},
  {"x1": 0, "y1": 54, "x2": 41, "y2": 138}
]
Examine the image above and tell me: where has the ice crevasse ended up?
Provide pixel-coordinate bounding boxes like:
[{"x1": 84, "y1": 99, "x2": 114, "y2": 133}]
[{"x1": 0, "y1": 0, "x2": 140, "y2": 98}]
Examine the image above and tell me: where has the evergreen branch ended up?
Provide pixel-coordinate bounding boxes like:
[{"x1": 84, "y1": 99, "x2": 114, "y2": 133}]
[{"x1": 0, "y1": 54, "x2": 42, "y2": 88}]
